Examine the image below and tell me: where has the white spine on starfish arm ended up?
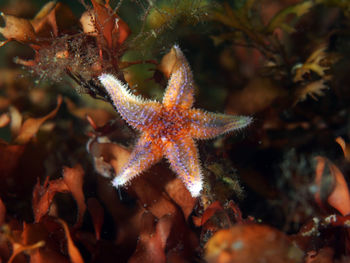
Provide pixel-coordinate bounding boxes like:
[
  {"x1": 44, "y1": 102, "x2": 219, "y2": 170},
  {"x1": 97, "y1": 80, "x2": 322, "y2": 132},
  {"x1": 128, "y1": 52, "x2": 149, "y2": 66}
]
[
  {"x1": 111, "y1": 168, "x2": 131, "y2": 187},
  {"x1": 187, "y1": 176, "x2": 203, "y2": 197},
  {"x1": 99, "y1": 74, "x2": 145, "y2": 104}
]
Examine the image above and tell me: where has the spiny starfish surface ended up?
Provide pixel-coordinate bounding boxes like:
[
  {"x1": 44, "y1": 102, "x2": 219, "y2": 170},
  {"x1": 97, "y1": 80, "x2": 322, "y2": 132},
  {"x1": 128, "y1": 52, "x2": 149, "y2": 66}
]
[{"x1": 99, "y1": 45, "x2": 252, "y2": 197}]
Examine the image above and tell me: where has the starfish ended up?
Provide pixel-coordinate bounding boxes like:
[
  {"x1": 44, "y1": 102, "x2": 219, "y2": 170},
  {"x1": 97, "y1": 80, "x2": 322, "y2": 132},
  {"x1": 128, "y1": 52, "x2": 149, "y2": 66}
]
[{"x1": 99, "y1": 45, "x2": 252, "y2": 197}]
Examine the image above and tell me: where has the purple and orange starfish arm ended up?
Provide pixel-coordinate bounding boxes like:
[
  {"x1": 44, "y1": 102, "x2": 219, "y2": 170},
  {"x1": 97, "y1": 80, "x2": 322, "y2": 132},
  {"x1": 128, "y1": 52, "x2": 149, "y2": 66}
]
[
  {"x1": 99, "y1": 74, "x2": 162, "y2": 130},
  {"x1": 188, "y1": 109, "x2": 253, "y2": 139},
  {"x1": 162, "y1": 45, "x2": 195, "y2": 109},
  {"x1": 112, "y1": 133, "x2": 163, "y2": 187},
  {"x1": 164, "y1": 134, "x2": 203, "y2": 197}
]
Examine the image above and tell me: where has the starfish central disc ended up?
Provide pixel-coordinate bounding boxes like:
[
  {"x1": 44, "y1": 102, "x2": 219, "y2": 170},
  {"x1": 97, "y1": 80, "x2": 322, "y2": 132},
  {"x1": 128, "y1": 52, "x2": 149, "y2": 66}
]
[
  {"x1": 148, "y1": 107, "x2": 189, "y2": 138},
  {"x1": 99, "y1": 45, "x2": 252, "y2": 197}
]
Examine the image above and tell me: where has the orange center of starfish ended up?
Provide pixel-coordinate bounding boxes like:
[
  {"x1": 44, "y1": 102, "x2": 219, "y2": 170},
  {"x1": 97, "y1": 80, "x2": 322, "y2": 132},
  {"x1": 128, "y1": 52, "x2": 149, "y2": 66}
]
[{"x1": 146, "y1": 106, "x2": 190, "y2": 140}]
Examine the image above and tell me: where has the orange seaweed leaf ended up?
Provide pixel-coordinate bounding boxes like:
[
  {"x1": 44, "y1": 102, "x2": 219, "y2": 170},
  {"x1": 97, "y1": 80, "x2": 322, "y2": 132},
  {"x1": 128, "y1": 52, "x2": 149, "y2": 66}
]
[
  {"x1": 87, "y1": 198, "x2": 104, "y2": 240},
  {"x1": 90, "y1": 0, "x2": 130, "y2": 48},
  {"x1": 6, "y1": 224, "x2": 46, "y2": 263},
  {"x1": 205, "y1": 224, "x2": 303, "y2": 263},
  {"x1": 88, "y1": 138, "x2": 131, "y2": 178},
  {"x1": 0, "y1": 11, "x2": 37, "y2": 46},
  {"x1": 14, "y1": 95, "x2": 62, "y2": 144},
  {"x1": 63, "y1": 165, "x2": 86, "y2": 226},
  {"x1": 30, "y1": 2, "x2": 77, "y2": 38},
  {"x1": 336, "y1": 137, "x2": 350, "y2": 162},
  {"x1": 193, "y1": 201, "x2": 223, "y2": 227},
  {"x1": 0, "y1": 113, "x2": 10, "y2": 128},
  {"x1": 8, "y1": 240, "x2": 45, "y2": 263},
  {"x1": 157, "y1": 45, "x2": 179, "y2": 79},
  {"x1": 129, "y1": 213, "x2": 172, "y2": 263},
  {"x1": 305, "y1": 247, "x2": 334, "y2": 263},
  {"x1": 32, "y1": 164, "x2": 86, "y2": 224},
  {"x1": 0, "y1": 2, "x2": 76, "y2": 47},
  {"x1": 32, "y1": 177, "x2": 68, "y2": 222},
  {"x1": 314, "y1": 156, "x2": 350, "y2": 216},
  {"x1": 9, "y1": 106, "x2": 23, "y2": 138},
  {"x1": 164, "y1": 177, "x2": 196, "y2": 219},
  {"x1": 57, "y1": 219, "x2": 84, "y2": 263},
  {"x1": 0, "y1": 141, "x2": 25, "y2": 176},
  {"x1": 0, "y1": 198, "x2": 6, "y2": 226},
  {"x1": 65, "y1": 98, "x2": 116, "y2": 127}
]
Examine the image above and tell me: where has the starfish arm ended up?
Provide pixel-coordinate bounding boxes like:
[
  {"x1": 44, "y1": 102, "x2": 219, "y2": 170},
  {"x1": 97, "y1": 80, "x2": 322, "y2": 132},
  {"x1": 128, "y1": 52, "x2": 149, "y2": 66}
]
[
  {"x1": 164, "y1": 135, "x2": 203, "y2": 197},
  {"x1": 162, "y1": 45, "x2": 195, "y2": 109},
  {"x1": 112, "y1": 134, "x2": 162, "y2": 187},
  {"x1": 189, "y1": 109, "x2": 253, "y2": 139},
  {"x1": 99, "y1": 74, "x2": 162, "y2": 130}
]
